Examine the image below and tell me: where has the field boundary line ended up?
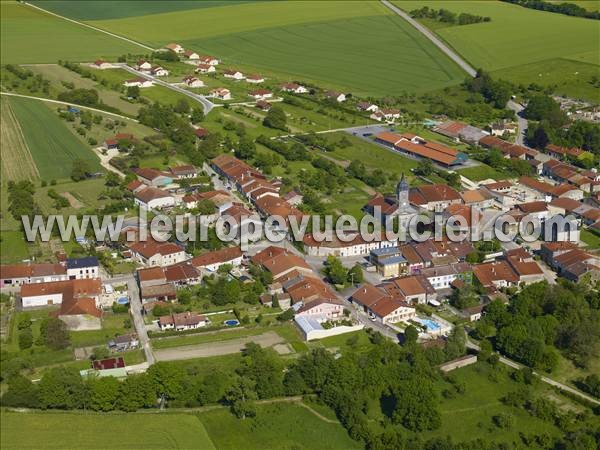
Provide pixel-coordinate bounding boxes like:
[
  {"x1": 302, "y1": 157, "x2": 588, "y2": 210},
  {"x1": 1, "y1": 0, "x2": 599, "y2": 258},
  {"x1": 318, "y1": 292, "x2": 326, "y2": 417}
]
[
  {"x1": 380, "y1": 0, "x2": 476, "y2": 77},
  {"x1": 0, "y1": 92, "x2": 138, "y2": 122},
  {"x1": 22, "y1": 2, "x2": 156, "y2": 52}
]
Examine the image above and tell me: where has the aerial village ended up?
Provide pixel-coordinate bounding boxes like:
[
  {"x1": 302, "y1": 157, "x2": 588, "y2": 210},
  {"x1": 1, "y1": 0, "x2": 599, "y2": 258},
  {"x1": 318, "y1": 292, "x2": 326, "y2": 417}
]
[{"x1": 2, "y1": 41, "x2": 599, "y2": 379}]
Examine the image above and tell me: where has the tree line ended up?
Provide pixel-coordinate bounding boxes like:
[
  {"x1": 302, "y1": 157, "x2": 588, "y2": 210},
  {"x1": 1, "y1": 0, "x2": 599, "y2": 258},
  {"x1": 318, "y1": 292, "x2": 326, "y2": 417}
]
[{"x1": 502, "y1": 0, "x2": 600, "y2": 20}]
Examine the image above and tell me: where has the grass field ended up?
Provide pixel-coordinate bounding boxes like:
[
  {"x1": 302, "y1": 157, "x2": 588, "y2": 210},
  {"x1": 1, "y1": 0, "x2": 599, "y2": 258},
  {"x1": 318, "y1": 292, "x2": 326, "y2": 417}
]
[
  {"x1": 457, "y1": 164, "x2": 506, "y2": 182},
  {"x1": 29, "y1": 1, "x2": 246, "y2": 20},
  {"x1": 0, "y1": 2, "x2": 143, "y2": 64},
  {"x1": 0, "y1": 411, "x2": 215, "y2": 450},
  {"x1": 0, "y1": 98, "x2": 39, "y2": 181},
  {"x1": 83, "y1": 1, "x2": 465, "y2": 95},
  {"x1": 422, "y1": 363, "x2": 567, "y2": 443},
  {"x1": 198, "y1": 403, "x2": 361, "y2": 450},
  {"x1": 3, "y1": 96, "x2": 102, "y2": 181},
  {"x1": 395, "y1": 1, "x2": 599, "y2": 70}
]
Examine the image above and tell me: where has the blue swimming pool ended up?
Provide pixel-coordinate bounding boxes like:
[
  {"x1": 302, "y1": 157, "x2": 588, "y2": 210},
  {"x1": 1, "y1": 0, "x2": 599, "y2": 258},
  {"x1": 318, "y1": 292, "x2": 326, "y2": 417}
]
[
  {"x1": 224, "y1": 319, "x2": 239, "y2": 327},
  {"x1": 117, "y1": 297, "x2": 129, "y2": 305},
  {"x1": 416, "y1": 318, "x2": 441, "y2": 332}
]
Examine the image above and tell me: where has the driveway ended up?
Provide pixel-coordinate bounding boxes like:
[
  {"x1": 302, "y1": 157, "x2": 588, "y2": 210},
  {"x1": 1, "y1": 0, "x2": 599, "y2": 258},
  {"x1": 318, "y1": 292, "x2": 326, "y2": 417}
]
[
  {"x1": 106, "y1": 274, "x2": 155, "y2": 365},
  {"x1": 153, "y1": 331, "x2": 284, "y2": 361}
]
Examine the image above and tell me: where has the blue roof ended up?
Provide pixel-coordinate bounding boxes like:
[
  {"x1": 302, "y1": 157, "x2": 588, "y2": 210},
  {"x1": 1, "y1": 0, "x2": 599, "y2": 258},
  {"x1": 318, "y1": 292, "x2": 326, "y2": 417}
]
[
  {"x1": 378, "y1": 255, "x2": 407, "y2": 265},
  {"x1": 295, "y1": 316, "x2": 323, "y2": 334},
  {"x1": 370, "y1": 246, "x2": 401, "y2": 257},
  {"x1": 66, "y1": 256, "x2": 99, "y2": 269}
]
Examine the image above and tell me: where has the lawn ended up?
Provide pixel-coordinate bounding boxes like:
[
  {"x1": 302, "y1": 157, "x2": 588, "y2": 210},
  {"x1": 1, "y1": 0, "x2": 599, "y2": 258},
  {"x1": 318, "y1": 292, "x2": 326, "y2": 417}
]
[
  {"x1": 457, "y1": 164, "x2": 507, "y2": 182},
  {"x1": 151, "y1": 325, "x2": 274, "y2": 350},
  {"x1": 0, "y1": 2, "x2": 143, "y2": 65},
  {"x1": 69, "y1": 313, "x2": 131, "y2": 347},
  {"x1": 86, "y1": 1, "x2": 465, "y2": 95},
  {"x1": 0, "y1": 231, "x2": 31, "y2": 264},
  {"x1": 580, "y1": 229, "x2": 600, "y2": 250},
  {"x1": 4, "y1": 96, "x2": 102, "y2": 181},
  {"x1": 0, "y1": 411, "x2": 215, "y2": 450},
  {"x1": 197, "y1": 403, "x2": 361, "y2": 450},
  {"x1": 395, "y1": 1, "x2": 599, "y2": 70}
]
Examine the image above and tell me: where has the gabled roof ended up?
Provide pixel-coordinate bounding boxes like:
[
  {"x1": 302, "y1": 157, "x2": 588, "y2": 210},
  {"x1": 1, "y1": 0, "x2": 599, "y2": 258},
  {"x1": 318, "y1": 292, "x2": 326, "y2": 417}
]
[
  {"x1": 191, "y1": 247, "x2": 243, "y2": 267},
  {"x1": 1, "y1": 263, "x2": 66, "y2": 280}
]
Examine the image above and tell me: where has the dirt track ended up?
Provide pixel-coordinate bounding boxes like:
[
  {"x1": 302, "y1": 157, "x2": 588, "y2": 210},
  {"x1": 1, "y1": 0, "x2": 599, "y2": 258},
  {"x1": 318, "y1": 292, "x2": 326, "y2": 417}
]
[{"x1": 154, "y1": 331, "x2": 285, "y2": 361}]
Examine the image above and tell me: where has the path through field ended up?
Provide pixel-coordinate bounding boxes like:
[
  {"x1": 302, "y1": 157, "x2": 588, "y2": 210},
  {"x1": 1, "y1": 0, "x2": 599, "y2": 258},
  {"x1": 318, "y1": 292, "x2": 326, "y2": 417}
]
[
  {"x1": 0, "y1": 98, "x2": 39, "y2": 181},
  {"x1": 154, "y1": 331, "x2": 285, "y2": 361}
]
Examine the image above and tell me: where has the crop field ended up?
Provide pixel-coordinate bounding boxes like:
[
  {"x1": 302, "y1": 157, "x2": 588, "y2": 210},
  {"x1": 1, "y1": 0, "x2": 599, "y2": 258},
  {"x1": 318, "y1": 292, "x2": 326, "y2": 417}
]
[
  {"x1": 29, "y1": 1, "x2": 248, "y2": 20},
  {"x1": 395, "y1": 1, "x2": 599, "y2": 70},
  {"x1": 0, "y1": 412, "x2": 215, "y2": 450},
  {"x1": 0, "y1": 98, "x2": 39, "y2": 181},
  {"x1": 80, "y1": 1, "x2": 465, "y2": 95},
  {"x1": 0, "y1": 2, "x2": 143, "y2": 64},
  {"x1": 4, "y1": 96, "x2": 102, "y2": 181}
]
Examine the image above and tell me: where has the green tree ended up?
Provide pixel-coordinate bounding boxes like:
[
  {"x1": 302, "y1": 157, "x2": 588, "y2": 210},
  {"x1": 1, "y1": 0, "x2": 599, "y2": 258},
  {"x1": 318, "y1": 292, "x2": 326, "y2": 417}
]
[
  {"x1": 403, "y1": 325, "x2": 419, "y2": 346},
  {"x1": 1, "y1": 375, "x2": 39, "y2": 408},
  {"x1": 174, "y1": 98, "x2": 190, "y2": 114},
  {"x1": 347, "y1": 264, "x2": 364, "y2": 285},
  {"x1": 324, "y1": 255, "x2": 348, "y2": 285},
  {"x1": 126, "y1": 85, "x2": 140, "y2": 99},
  {"x1": 262, "y1": 106, "x2": 287, "y2": 131},
  {"x1": 415, "y1": 158, "x2": 434, "y2": 176},
  {"x1": 90, "y1": 376, "x2": 120, "y2": 411},
  {"x1": 71, "y1": 158, "x2": 90, "y2": 181},
  {"x1": 117, "y1": 374, "x2": 156, "y2": 411},
  {"x1": 38, "y1": 367, "x2": 88, "y2": 409},
  {"x1": 38, "y1": 318, "x2": 71, "y2": 350},
  {"x1": 18, "y1": 328, "x2": 33, "y2": 350},
  {"x1": 147, "y1": 362, "x2": 185, "y2": 401},
  {"x1": 225, "y1": 377, "x2": 257, "y2": 419}
]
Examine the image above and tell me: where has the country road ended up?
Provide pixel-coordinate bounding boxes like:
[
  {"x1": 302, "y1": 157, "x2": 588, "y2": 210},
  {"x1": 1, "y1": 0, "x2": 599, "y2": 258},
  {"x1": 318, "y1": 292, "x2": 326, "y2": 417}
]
[
  {"x1": 115, "y1": 64, "x2": 215, "y2": 114},
  {"x1": 466, "y1": 340, "x2": 600, "y2": 406},
  {"x1": 380, "y1": 0, "x2": 530, "y2": 146},
  {"x1": 380, "y1": 0, "x2": 477, "y2": 77}
]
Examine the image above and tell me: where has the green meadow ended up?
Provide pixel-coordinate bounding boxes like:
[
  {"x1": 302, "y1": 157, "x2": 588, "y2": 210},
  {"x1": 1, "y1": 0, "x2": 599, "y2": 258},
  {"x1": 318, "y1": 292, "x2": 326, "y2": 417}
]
[
  {"x1": 4, "y1": 96, "x2": 102, "y2": 181},
  {"x1": 29, "y1": 1, "x2": 248, "y2": 20},
  {"x1": 85, "y1": 1, "x2": 465, "y2": 95},
  {"x1": 0, "y1": 2, "x2": 143, "y2": 64},
  {"x1": 394, "y1": 1, "x2": 599, "y2": 70},
  {"x1": 0, "y1": 411, "x2": 216, "y2": 450}
]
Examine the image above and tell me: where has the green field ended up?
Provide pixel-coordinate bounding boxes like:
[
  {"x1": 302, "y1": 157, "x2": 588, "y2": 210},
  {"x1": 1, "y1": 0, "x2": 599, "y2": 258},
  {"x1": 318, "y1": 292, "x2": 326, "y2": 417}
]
[
  {"x1": 29, "y1": 1, "x2": 247, "y2": 20},
  {"x1": 457, "y1": 164, "x2": 507, "y2": 182},
  {"x1": 0, "y1": 2, "x2": 143, "y2": 64},
  {"x1": 424, "y1": 363, "x2": 568, "y2": 443},
  {"x1": 2, "y1": 96, "x2": 102, "y2": 181},
  {"x1": 395, "y1": 1, "x2": 599, "y2": 70},
  {"x1": 198, "y1": 403, "x2": 361, "y2": 450},
  {"x1": 0, "y1": 411, "x2": 216, "y2": 450},
  {"x1": 84, "y1": 1, "x2": 465, "y2": 95}
]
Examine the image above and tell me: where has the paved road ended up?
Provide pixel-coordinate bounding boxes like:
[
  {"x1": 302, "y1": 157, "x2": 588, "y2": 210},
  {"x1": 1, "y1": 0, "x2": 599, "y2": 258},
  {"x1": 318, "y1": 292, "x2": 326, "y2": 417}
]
[
  {"x1": 380, "y1": 0, "x2": 477, "y2": 78},
  {"x1": 0, "y1": 92, "x2": 138, "y2": 122},
  {"x1": 107, "y1": 274, "x2": 155, "y2": 365},
  {"x1": 507, "y1": 100, "x2": 529, "y2": 146},
  {"x1": 466, "y1": 340, "x2": 599, "y2": 405},
  {"x1": 154, "y1": 331, "x2": 284, "y2": 361},
  {"x1": 116, "y1": 64, "x2": 215, "y2": 115}
]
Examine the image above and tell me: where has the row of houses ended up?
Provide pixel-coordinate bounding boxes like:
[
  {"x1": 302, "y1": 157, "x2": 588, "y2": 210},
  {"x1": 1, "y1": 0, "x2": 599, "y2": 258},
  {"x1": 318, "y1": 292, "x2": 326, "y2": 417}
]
[
  {"x1": 1, "y1": 257, "x2": 99, "y2": 290},
  {"x1": 210, "y1": 154, "x2": 304, "y2": 225}
]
